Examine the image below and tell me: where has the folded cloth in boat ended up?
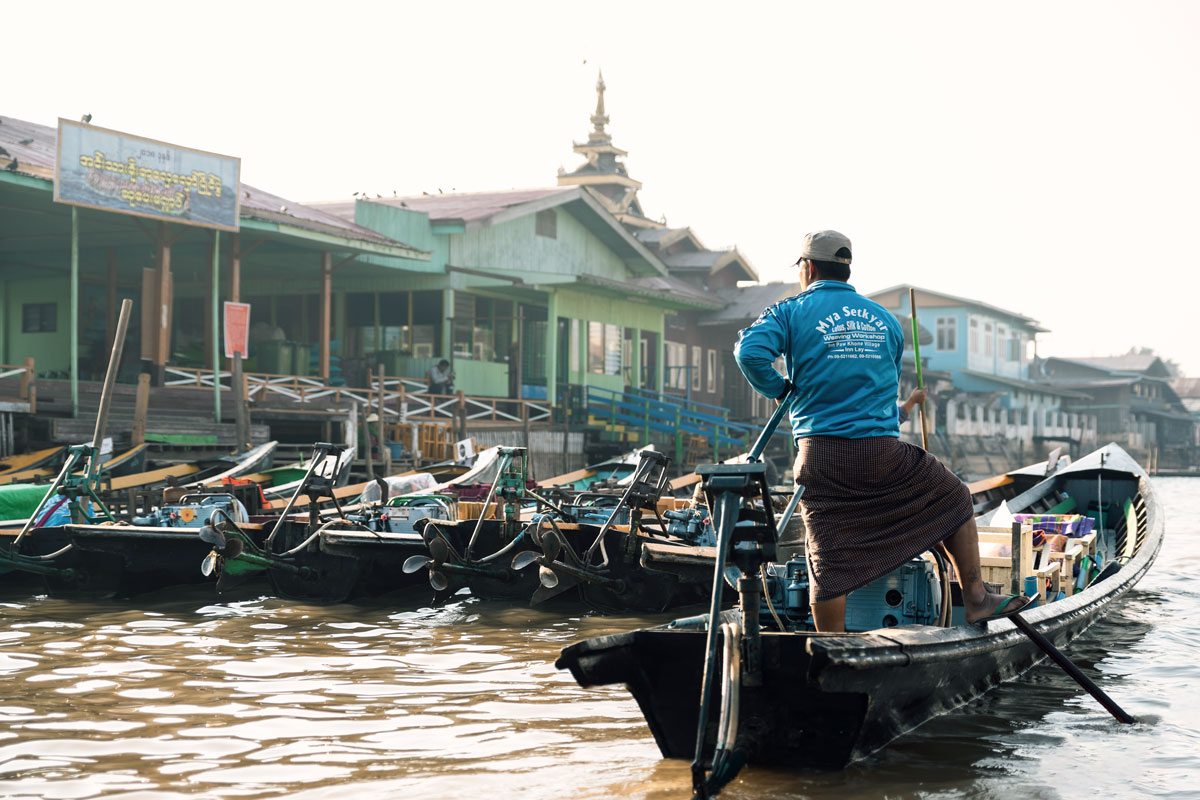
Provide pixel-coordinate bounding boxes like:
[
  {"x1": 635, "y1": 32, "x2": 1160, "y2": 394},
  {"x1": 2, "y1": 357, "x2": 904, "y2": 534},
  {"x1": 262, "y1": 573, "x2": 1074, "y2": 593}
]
[{"x1": 794, "y1": 435, "x2": 973, "y2": 603}]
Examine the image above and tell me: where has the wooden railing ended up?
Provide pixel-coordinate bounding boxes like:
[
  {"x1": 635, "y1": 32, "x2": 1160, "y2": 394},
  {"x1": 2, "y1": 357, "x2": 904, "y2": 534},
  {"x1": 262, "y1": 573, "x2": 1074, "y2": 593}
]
[
  {"x1": 162, "y1": 366, "x2": 551, "y2": 425},
  {"x1": 0, "y1": 358, "x2": 36, "y2": 411}
]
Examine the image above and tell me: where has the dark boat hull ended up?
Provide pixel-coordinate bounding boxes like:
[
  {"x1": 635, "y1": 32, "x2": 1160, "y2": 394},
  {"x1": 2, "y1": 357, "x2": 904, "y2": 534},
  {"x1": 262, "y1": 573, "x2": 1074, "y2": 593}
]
[
  {"x1": 558, "y1": 465, "x2": 1163, "y2": 769},
  {"x1": 15, "y1": 524, "x2": 266, "y2": 599}
]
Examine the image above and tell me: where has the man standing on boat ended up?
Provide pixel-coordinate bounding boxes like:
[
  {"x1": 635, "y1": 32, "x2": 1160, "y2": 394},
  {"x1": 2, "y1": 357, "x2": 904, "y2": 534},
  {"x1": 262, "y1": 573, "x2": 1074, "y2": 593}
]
[{"x1": 733, "y1": 230, "x2": 1030, "y2": 631}]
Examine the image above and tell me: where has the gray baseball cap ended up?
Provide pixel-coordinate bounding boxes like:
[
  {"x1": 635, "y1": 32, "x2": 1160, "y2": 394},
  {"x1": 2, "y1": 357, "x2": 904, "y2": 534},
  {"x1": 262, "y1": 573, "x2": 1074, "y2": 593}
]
[{"x1": 797, "y1": 230, "x2": 852, "y2": 264}]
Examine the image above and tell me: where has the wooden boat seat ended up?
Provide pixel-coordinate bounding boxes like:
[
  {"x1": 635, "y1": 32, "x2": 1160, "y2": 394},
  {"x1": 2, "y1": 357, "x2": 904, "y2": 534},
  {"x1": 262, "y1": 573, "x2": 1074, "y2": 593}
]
[{"x1": 977, "y1": 522, "x2": 1034, "y2": 595}]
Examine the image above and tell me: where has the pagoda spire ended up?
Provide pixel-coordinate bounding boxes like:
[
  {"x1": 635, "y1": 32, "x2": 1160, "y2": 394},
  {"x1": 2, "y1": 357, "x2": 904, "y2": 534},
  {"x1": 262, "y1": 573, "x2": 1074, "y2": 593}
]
[{"x1": 589, "y1": 70, "x2": 610, "y2": 144}]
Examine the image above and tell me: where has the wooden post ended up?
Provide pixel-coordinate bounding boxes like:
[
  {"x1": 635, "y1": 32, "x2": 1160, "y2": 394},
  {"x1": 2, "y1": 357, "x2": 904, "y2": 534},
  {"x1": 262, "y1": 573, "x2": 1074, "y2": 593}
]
[
  {"x1": 19, "y1": 357, "x2": 33, "y2": 400},
  {"x1": 153, "y1": 223, "x2": 174, "y2": 386},
  {"x1": 361, "y1": 402, "x2": 375, "y2": 480},
  {"x1": 523, "y1": 401, "x2": 534, "y2": 482},
  {"x1": 377, "y1": 363, "x2": 390, "y2": 475},
  {"x1": 132, "y1": 373, "x2": 151, "y2": 445},
  {"x1": 457, "y1": 389, "x2": 467, "y2": 442},
  {"x1": 320, "y1": 252, "x2": 332, "y2": 380}
]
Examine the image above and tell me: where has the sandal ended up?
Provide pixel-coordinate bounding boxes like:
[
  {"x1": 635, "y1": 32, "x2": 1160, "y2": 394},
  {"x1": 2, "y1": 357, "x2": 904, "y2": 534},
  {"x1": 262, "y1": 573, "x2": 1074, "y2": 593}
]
[{"x1": 970, "y1": 594, "x2": 1033, "y2": 626}]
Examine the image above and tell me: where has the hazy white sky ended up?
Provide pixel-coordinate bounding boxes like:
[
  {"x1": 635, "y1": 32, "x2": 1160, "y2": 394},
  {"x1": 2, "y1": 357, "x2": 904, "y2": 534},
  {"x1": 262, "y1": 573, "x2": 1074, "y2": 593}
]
[{"x1": 7, "y1": 1, "x2": 1199, "y2": 373}]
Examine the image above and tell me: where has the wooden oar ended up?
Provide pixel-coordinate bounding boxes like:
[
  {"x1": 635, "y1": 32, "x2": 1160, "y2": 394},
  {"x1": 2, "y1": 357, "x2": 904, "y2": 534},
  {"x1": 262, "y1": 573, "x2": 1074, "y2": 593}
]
[{"x1": 909, "y1": 289, "x2": 1133, "y2": 724}]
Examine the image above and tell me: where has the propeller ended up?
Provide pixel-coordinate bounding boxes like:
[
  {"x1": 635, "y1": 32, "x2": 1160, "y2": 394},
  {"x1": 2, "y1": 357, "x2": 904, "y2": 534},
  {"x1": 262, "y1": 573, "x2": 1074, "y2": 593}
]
[
  {"x1": 510, "y1": 550, "x2": 540, "y2": 571},
  {"x1": 403, "y1": 554, "x2": 433, "y2": 574},
  {"x1": 201, "y1": 551, "x2": 218, "y2": 577},
  {"x1": 538, "y1": 565, "x2": 559, "y2": 588}
]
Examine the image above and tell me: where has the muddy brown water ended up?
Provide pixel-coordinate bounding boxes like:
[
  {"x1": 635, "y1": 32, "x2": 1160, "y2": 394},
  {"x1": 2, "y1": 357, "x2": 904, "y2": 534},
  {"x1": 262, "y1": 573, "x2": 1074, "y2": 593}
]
[{"x1": 2, "y1": 477, "x2": 1198, "y2": 799}]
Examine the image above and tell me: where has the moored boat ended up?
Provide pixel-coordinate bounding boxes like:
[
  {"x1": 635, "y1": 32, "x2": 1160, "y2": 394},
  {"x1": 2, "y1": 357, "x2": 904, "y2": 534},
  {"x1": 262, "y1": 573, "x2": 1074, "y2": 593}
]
[{"x1": 555, "y1": 442, "x2": 1160, "y2": 786}]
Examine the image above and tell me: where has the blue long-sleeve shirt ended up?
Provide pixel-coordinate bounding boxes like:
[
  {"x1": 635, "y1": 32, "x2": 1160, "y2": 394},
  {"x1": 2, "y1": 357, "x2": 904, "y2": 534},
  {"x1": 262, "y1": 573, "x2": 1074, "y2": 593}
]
[{"x1": 733, "y1": 280, "x2": 905, "y2": 439}]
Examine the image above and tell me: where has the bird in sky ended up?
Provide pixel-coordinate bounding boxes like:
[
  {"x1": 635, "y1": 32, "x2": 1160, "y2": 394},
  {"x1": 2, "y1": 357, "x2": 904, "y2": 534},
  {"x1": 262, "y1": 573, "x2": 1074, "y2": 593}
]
[{"x1": 81, "y1": 113, "x2": 92, "y2": 123}]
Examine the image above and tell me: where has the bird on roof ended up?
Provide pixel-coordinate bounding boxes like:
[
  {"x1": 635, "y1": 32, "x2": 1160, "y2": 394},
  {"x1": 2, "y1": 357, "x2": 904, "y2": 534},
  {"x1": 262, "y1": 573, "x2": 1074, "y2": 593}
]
[
  {"x1": 422, "y1": 191, "x2": 430, "y2": 196},
  {"x1": 438, "y1": 188, "x2": 444, "y2": 194},
  {"x1": 4, "y1": 158, "x2": 17, "y2": 172},
  {"x1": 244, "y1": 190, "x2": 250, "y2": 199},
  {"x1": 18, "y1": 138, "x2": 33, "y2": 145},
  {"x1": 279, "y1": 205, "x2": 287, "y2": 213},
  {"x1": 81, "y1": 113, "x2": 92, "y2": 123},
  {"x1": 0, "y1": 146, "x2": 9, "y2": 158},
  {"x1": 376, "y1": 193, "x2": 381, "y2": 198},
  {"x1": 400, "y1": 201, "x2": 407, "y2": 207}
]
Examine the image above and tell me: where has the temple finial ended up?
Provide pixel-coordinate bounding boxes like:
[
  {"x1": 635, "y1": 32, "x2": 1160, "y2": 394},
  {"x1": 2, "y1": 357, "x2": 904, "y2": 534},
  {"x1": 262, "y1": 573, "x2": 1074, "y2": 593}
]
[{"x1": 590, "y1": 69, "x2": 610, "y2": 143}]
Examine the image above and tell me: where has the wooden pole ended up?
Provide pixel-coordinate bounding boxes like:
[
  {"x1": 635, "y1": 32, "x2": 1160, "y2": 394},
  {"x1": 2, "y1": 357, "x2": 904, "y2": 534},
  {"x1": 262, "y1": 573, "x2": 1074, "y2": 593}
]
[
  {"x1": 92, "y1": 299, "x2": 133, "y2": 453},
  {"x1": 908, "y1": 288, "x2": 930, "y2": 450},
  {"x1": 131, "y1": 373, "x2": 150, "y2": 445},
  {"x1": 154, "y1": 223, "x2": 173, "y2": 386}
]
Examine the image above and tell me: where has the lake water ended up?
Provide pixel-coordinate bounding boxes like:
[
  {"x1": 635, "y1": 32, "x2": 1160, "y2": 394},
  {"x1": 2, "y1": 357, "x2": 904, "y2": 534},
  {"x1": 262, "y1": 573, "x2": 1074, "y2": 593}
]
[{"x1": 1, "y1": 478, "x2": 1197, "y2": 800}]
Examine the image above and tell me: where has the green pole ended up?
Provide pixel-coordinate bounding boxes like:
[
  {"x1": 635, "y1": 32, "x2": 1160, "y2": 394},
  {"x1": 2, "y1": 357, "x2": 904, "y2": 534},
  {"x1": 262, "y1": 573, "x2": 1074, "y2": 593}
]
[
  {"x1": 212, "y1": 231, "x2": 222, "y2": 423},
  {"x1": 908, "y1": 288, "x2": 929, "y2": 449},
  {"x1": 70, "y1": 207, "x2": 79, "y2": 419}
]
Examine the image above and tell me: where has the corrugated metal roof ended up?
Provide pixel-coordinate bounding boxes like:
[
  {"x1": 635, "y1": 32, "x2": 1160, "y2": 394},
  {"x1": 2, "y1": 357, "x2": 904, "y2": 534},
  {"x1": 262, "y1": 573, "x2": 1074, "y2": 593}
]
[
  {"x1": 869, "y1": 284, "x2": 1048, "y2": 332},
  {"x1": 1170, "y1": 377, "x2": 1200, "y2": 398},
  {"x1": 1071, "y1": 355, "x2": 1164, "y2": 373},
  {"x1": 0, "y1": 114, "x2": 424, "y2": 254},
  {"x1": 579, "y1": 273, "x2": 721, "y2": 310},
  {"x1": 355, "y1": 187, "x2": 575, "y2": 224},
  {"x1": 698, "y1": 282, "x2": 800, "y2": 326}
]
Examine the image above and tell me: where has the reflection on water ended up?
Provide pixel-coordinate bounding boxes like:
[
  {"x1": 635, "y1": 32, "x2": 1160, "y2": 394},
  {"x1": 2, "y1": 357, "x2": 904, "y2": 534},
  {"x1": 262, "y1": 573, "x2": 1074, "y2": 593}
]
[{"x1": 1, "y1": 478, "x2": 1197, "y2": 800}]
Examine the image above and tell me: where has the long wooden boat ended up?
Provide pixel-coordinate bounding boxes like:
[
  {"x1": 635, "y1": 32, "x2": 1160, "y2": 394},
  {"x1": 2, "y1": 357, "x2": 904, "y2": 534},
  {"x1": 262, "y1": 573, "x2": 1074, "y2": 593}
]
[
  {"x1": 556, "y1": 443, "x2": 1161, "y2": 780},
  {"x1": 0, "y1": 446, "x2": 66, "y2": 485}
]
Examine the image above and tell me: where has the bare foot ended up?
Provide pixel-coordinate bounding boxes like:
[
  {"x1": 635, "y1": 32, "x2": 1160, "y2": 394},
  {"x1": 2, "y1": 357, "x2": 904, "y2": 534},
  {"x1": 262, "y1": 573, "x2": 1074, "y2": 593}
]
[{"x1": 964, "y1": 592, "x2": 1030, "y2": 624}]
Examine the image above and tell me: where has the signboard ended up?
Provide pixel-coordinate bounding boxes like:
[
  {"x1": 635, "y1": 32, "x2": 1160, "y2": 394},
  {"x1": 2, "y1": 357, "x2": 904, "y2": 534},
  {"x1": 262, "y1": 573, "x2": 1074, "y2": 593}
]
[
  {"x1": 54, "y1": 119, "x2": 241, "y2": 231},
  {"x1": 223, "y1": 302, "x2": 251, "y2": 359}
]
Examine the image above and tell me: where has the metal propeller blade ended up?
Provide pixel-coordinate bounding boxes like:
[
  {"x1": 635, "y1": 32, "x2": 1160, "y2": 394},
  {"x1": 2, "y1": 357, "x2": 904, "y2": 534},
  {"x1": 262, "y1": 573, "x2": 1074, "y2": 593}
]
[
  {"x1": 510, "y1": 551, "x2": 540, "y2": 571},
  {"x1": 429, "y1": 570, "x2": 449, "y2": 591},
  {"x1": 428, "y1": 536, "x2": 450, "y2": 563},
  {"x1": 403, "y1": 554, "x2": 433, "y2": 574},
  {"x1": 200, "y1": 551, "x2": 218, "y2": 577},
  {"x1": 224, "y1": 537, "x2": 244, "y2": 558},
  {"x1": 538, "y1": 565, "x2": 559, "y2": 588},
  {"x1": 541, "y1": 530, "x2": 562, "y2": 562},
  {"x1": 198, "y1": 525, "x2": 225, "y2": 549}
]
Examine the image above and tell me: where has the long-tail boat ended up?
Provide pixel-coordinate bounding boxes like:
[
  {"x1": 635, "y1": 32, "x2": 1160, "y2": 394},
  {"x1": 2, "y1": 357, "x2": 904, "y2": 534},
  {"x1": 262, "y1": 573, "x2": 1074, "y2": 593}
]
[{"x1": 555, "y1": 441, "x2": 1160, "y2": 794}]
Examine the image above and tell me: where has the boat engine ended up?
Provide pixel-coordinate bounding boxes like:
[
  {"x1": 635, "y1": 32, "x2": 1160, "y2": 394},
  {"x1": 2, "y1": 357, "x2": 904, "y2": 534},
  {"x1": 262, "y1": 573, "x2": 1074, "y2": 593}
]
[
  {"x1": 761, "y1": 556, "x2": 942, "y2": 632},
  {"x1": 133, "y1": 493, "x2": 248, "y2": 528},
  {"x1": 662, "y1": 507, "x2": 716, "y2": 546}
]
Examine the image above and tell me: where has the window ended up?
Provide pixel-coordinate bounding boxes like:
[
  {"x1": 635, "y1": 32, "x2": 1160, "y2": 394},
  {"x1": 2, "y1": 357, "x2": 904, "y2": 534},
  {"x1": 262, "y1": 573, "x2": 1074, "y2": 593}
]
[
  {"x1": 691, "y1": 346, "x2": 702, "y2": 392},
  {"x1": 587, "y1": 321, "x2": 620, "y2": 375},
  {"x1": 665, "y1": 341, "x2": 688, "y2": 389},
  {"x1": 1007, "y1": 333, "x2": 1021, "y2": 362},
  {"x1": 604, "y1": 325, "x2": 621, "y2": 375},
  {"x1": 22, "y1": 303, "x2": 57, "y2": 333},
  {"x1": 935, "y1": 317, "x2": 956, "y2": 351},
  {"x1": 706, "y1": 349, "x2": 717, "y2": 393},
  {"x1": 969, "y1": 317, "x2": 979, "y2": 353},
  {"x1": 535, "y1": 209, "x2": 557, "y2": 239},
  {"x1": 983, "y1": 321, "x2": 994, "y2": 357}
]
